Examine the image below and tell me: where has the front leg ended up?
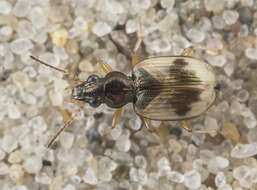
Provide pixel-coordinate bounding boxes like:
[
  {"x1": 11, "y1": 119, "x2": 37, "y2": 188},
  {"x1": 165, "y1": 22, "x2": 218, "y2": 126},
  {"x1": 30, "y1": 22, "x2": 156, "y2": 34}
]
[{"x1": 102, "y1": 107, "x2": 123, "y2": 147}]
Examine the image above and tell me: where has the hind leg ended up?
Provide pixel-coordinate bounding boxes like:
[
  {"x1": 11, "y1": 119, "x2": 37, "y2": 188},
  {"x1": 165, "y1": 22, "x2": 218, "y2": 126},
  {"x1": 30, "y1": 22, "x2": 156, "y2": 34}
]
[
  {"x1": 143, "y1": 118, "x2": 174, "y2": 164},
  {"x1": 180, "y1": 120, "x2": 218, "y2": 134}
]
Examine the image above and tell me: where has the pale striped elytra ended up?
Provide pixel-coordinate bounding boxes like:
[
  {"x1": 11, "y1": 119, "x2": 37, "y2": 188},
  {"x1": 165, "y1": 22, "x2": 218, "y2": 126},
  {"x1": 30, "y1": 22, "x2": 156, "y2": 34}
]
[{"x1": 132, "y1": 56, "x2": 216, "y2": 121}]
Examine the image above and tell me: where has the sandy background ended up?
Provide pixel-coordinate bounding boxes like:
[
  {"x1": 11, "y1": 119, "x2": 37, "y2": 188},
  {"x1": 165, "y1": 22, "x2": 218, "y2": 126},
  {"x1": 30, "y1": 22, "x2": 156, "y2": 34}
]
[{"x1": 0, "y1": 0, "x2": 257, "y2": 190}]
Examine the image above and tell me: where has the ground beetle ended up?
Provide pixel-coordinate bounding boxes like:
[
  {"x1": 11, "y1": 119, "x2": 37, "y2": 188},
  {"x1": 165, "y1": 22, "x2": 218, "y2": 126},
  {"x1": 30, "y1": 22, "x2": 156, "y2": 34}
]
[{"x1": 31, "y1": 19, "x2": 217, "y2": 148}]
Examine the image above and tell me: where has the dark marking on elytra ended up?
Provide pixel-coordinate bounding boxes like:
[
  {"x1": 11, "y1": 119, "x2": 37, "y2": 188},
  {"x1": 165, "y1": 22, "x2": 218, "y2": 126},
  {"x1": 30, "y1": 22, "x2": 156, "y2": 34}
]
[
  {"x1": 169, "y1": 59, "x2": 201, "y2": 85},
  {"x1": 133, "y1": 68, "x2": 162, "y2": 109},
  {"x1": 173, "y1": 58, "x2": 188, "y2": 67},
  {"x1": 166, "y1": 87, "x2": 202, "y2": 116}
]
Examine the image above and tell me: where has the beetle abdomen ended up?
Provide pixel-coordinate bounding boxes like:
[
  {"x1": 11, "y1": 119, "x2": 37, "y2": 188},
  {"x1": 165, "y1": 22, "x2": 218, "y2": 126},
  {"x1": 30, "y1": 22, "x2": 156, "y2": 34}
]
[{"x1": 132, "y1": 56, "x2": 216, "y2": 121}]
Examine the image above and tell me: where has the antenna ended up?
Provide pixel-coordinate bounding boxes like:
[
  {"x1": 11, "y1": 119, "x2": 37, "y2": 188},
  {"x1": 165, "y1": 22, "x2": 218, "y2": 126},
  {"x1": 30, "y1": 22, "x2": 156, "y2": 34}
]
[
  {"x1": 30, "y1": 55, "x2": 87, "y2": 148},
  {"x1": 30, "y1": 56, "x2": 83, "y2": 82}
]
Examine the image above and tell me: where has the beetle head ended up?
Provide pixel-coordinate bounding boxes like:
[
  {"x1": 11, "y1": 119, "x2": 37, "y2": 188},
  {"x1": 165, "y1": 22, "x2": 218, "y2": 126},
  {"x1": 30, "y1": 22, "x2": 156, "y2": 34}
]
[{"x1": 71, "y1": 74, "x2": 103, "y2": 107}]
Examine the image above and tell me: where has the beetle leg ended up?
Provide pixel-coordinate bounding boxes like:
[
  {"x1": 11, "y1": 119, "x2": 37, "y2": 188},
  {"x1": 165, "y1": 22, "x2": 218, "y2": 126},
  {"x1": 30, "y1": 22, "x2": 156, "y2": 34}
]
[
  {"x1": 97, "y1": 61, "x2": 113, "y2": 74},
  {"x1": 143, "y1": 118, "x2": 155, "y2": 133},
  {"x1": 182, "y1": 46, "x2": 195, "y2": 57},
  {"x1": 144, "y1": 118, "x2": 167, "y2": 143},
  {"x1": 179, "y1": 120, "x2": 193, "y2": 132},
  {"x1": 182, "y1": 45, "x2": 226, "y2": 56},
  {"x1": 111, "y1": 107, "x2": 123, "y2": 129},
  {"x1": 144, "y1": 119, "x2": 168, "y2": 153},
  {"x1": 132, "y1": 16, "x2": 143, "y2": 66},
  {"x1": 143, "y1": 118, "x2": 173, "y2": 163},
  {"x1": 47, "y1": 102, "x2": 86, "y2": 148},
  {"x1": 180, "y1": 120, "x2": 218, "y2": 134},
  {"x1": 133, "y1": 16, "x2": 143, "y2": 55},
  {"x1": 102, "y1": 107, "x2": 123, "y2": 137},
  {"x1": 101, "y1": 107, "x2": 123, "y2": 147}
]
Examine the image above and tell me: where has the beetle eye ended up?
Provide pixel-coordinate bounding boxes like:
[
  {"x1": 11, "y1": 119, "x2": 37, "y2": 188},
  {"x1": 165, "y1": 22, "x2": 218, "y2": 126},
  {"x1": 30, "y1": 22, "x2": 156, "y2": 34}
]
[
  {"x1": 89, "y1": 99, "x2": 101, "y2": 107},
  {"x1": 87, "y1": 75, "x2": 99, "y2": 83}
]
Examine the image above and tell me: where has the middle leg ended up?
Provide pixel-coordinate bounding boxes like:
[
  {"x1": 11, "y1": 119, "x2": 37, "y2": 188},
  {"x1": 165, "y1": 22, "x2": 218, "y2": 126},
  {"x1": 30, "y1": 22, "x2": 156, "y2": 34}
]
[
  {"x1": 182, "y1": 46, "x2": 195, "y2": 57},
  {"x1": 143, "y1": 118, "x2": 174, "y2": 164},
  {"x1": 132, "y1": 16, "x2": 144, "y2": 66}
]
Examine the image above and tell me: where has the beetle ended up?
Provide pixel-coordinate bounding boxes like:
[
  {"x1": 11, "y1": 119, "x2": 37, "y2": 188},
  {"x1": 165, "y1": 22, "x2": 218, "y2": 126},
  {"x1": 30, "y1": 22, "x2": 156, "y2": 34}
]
[{"x1": 30, "y1": 20, "x2": 217, "y2": 148}]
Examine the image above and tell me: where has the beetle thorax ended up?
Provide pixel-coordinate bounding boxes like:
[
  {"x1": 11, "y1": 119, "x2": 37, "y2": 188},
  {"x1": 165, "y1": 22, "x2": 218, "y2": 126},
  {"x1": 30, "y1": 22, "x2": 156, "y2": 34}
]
[{"x1": 103, "y1": 71, "x2": 134, "y2": 108}]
